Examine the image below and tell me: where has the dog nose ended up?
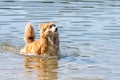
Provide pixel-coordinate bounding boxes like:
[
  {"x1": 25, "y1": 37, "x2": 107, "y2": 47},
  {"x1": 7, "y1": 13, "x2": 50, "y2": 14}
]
[{"x1": 55, "y1": 28, "x2": 57, "y2": 32}]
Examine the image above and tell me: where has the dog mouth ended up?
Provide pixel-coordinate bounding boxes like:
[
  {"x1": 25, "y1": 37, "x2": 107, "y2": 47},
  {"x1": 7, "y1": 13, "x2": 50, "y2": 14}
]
[
  {"x1": 55, "y1": 28, "x2": 58, "y2": 32},
  {"x1": 51, "y1": 26, "x2": 58, "y2": 32}
]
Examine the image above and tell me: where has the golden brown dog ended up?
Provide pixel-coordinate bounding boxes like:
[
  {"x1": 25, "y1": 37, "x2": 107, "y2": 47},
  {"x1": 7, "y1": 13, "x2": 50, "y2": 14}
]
[{"x1": 21, "y1": 22, "x2": 59, "y2": 56}]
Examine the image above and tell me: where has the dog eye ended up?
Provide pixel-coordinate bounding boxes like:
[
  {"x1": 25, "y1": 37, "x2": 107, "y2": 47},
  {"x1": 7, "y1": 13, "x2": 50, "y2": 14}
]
[{"x1": 50, "y1": 25, "x2": 52, "y2": 28}]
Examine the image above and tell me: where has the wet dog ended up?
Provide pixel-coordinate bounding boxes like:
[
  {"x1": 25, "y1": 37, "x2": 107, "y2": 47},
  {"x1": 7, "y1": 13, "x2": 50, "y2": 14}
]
[{"x1": 21, "y1": 22, "x2": 59, "y2": 56}]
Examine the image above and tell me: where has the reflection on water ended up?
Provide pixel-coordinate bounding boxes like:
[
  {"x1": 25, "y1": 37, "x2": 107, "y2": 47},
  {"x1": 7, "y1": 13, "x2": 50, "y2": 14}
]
[
  {"x1": 0, "y1": 0, "x2": 120, "y2": 80},
  {"x1": 24, "y1": 57, "x2": 58, "y2": 80}
]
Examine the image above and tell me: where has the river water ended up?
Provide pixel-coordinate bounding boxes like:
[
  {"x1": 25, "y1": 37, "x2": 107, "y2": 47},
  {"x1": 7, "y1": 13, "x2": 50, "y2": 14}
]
[{"x1": 0, "y1": 0, "x2": 120, "y2": 80}]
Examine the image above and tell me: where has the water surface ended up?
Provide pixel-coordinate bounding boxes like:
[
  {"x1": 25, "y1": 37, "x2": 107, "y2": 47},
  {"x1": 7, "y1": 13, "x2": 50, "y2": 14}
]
[{"x1": 0, "y1": 0, "x2": 120, "y2": 80}]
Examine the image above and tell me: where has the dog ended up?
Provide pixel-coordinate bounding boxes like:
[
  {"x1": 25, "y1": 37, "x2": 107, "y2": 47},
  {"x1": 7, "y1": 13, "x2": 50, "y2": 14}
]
[{"x1": 21, "y1": 22, "x2": 59, "y2": 56}]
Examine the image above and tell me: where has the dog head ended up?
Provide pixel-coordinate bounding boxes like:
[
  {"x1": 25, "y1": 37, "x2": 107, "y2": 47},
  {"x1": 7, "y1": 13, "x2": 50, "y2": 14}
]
[
  {"x1": 39, "y1": 22, "x2": 58, "y2": 37},
  {"x1": 39, "y1": 22, "x2": 59, "y2": 48}
]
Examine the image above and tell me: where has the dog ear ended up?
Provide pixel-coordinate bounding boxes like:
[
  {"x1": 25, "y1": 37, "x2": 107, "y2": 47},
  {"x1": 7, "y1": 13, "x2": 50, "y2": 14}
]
[{"x1": 39, "y1": 24, "x2": 44, "y2": 28}]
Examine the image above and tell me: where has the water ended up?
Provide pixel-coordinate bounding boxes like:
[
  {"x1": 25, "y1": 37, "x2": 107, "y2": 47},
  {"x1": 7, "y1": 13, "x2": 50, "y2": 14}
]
[{"x1": 0, "y1": 0, "x2": 120, "y2": 80}]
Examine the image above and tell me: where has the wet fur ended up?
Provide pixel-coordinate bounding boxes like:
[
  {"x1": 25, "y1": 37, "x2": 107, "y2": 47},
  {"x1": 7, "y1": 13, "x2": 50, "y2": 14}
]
[{"x1": 21, "y1": 22, "x2": 59, "y2": 56}]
